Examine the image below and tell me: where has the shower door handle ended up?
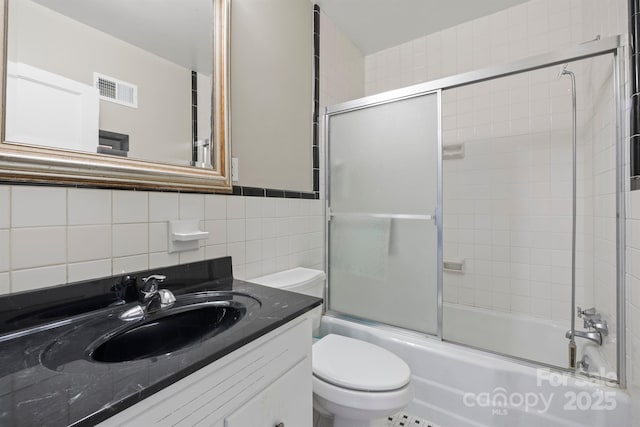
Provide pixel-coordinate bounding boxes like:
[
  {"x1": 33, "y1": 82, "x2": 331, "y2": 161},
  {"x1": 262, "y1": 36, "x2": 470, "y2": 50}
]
[{"x1": 327, "y1": 211, "x2": 434, "y2": 221}]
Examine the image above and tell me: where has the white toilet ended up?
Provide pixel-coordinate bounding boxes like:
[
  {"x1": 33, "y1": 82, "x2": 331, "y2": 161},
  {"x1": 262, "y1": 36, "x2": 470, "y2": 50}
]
[{"x1": 251, "y1": 268, "x2": 413, "y2": 427}]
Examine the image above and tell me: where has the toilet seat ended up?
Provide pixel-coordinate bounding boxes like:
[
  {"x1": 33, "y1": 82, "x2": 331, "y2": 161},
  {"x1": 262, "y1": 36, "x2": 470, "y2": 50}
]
[{"x1": 312, "y1": 334, "x2": 411, "y2": 392}]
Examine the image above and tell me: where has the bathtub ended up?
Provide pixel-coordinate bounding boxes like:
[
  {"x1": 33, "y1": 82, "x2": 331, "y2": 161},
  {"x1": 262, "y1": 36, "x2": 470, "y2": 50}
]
[
  {"x1": 320, "y1": 315, "x2": 629, "y2": 427},
  {"x1": 442, "y1": 303, "x2": 613, "y2": 374}
]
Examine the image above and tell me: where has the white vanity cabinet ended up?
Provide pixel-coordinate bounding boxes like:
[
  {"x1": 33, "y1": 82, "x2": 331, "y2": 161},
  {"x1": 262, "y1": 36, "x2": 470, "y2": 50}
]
[
  {"x1": 98, "y1": 315, "x2": 313, "y2": 427},
  {"x1": 224, "y1": 359, "x2": 309, "y2": 426}
]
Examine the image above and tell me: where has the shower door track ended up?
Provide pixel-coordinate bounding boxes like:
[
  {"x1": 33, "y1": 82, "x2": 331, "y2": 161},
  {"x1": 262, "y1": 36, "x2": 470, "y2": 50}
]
[
  {"x1": 324, "y1": 34, "x2": 626, "y2": 386},
  {"x1": 326, "y1": 35, "x2": 621, "y2": 114}
]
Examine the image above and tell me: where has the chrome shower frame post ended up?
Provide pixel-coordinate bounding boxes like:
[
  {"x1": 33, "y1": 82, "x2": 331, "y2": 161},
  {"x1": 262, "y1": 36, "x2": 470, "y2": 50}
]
[
  {"x1": 614, "y1": 44, "x2": 627, "y2": 389},
  {"x1": 436, "y1": 89, "x2": 444, "y2": 340},
  {"x1": 323, "y1": 107, "x2": 331, "y2": 317}
]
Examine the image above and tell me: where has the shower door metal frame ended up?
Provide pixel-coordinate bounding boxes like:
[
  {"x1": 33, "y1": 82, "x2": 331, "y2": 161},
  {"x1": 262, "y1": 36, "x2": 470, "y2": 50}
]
[
  {"x1": 324, "y1": 35, "x2": 626, "y2": 386},
  {"x1": 324, "y1": 88, "x2": 444, "y2": 338}
]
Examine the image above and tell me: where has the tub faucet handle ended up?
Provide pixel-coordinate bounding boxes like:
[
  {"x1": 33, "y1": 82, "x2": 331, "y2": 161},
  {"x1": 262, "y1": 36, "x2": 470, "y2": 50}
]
[
  {"x1": 578, "y1": 354, "x2": 591, "y2": 371},
  {"x1": 577, "y1": 306, "x2": 597, "y2": 318},
  {"x1": 588, "y1": 319, "x2": 609, "y2": 336}
]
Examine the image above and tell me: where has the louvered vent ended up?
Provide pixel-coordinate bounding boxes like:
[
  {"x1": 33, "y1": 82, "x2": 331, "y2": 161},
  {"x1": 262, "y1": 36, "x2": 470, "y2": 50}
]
[{"x1": 93, "y1": 73, "x2": 138, "y2": 108}]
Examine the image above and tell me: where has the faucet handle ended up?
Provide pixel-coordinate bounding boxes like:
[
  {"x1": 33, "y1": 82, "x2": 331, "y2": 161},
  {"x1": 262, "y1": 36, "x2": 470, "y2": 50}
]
[
  {"x1": 577, "y1": 306, "x2": 597, "y2": 318},
  {"x1": 589, "y1": 319, "x2": 609, "y2": 336},
  {"x1": 112, "y1": 275, "x2": 139, "y2": 303},
  {"x1": 140, "y1": 274, "x2": 166, "y2": 301}
]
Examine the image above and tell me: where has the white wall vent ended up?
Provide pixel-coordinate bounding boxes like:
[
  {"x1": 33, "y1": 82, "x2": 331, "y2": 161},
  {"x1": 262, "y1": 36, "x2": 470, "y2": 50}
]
[{"x1": 93, "y1": 73, "x2": 138, "y2": 108}]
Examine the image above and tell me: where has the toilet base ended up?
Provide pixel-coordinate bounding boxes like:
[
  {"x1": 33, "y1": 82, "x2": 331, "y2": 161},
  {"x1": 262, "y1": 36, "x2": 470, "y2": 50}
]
[
  {"x1": 333, "y1": 416, "x2": 388, "y2": 427},
  {"x1": 314, "y1": 389, "x2": 411, "y2": 427},
  {"x1": 314, "y1": 410, "x2": 387, "y2": 427}
]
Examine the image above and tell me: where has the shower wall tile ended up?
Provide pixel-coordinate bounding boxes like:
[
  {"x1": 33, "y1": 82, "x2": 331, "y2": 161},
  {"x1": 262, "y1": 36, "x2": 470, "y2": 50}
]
[
  {"x1": 359, "y1": 3, "x2": 624, "y2": 386},
  {"x1": 364, "y1": 0, "x2": 626, "y2": 98},
  {"x1": 0, "y1": 185, "x2": 325, "y2": 295},
  {"x1": 363, "y1": 0, "x2": 626, "y2": 349}
]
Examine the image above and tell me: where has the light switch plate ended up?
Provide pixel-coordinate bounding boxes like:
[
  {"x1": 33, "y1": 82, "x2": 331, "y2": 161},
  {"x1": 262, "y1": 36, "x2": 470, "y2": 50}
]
[{"x1": 232, "y1": 157, "x2": 239, "y2": 182}]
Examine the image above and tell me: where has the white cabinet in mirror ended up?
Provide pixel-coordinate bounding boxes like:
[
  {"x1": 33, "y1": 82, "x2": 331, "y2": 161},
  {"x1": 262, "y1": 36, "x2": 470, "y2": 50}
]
[{"x1": 0, "y1": 0, "x2": 231, "y2": 192}]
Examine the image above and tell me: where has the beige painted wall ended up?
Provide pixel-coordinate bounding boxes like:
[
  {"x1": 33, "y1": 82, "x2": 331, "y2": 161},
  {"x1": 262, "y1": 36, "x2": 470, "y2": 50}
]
[
  {"x1": 7, "y1": 0, "x2": 193, "y2": 165},
  {"x1": 231, "y1": 0, "x2": 313, "y2": 191}
]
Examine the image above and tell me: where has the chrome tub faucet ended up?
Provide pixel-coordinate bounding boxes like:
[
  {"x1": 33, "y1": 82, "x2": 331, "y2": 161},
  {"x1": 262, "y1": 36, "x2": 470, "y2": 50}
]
[{"x1": 566, "y1": 307, "x2": 609, "y2": 346}]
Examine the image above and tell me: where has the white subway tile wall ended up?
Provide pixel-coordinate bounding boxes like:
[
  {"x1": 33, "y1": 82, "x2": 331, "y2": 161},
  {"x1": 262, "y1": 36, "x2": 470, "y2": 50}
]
[
  {"x1": 149, "y1": 192, "x2": 179, "y2": 222},
  {"x1": 12, "y1": 186, "x2": 66, "y2": 227},
  {"x1": 0, "y1": 186, "x2": 9, "y2": 229},
  {"x1": 364, "y1": 0, "x2": 626, "y2": 97},
  {"x1": 361, "y1": 0, "x2": 625, "y2": 369},
  {"x1": 363, "y1": 0, "x2": 622, "y2": 321},
  {"x1": 11, "y1": 264, "x2": 67, "y2": 293},
  {"x1": 439, "y1": 56, "x2": 618, "y2": 324},
  {"x1": 68, "y1": 188, "x2": 111, "y2": 225},
  {"x1": 112, "y1": 190, "x2": 148, "y2": 224},
  {"x1": 0, "y1": 230, "x2": 8, "y2": 273},
  {"x1": 0, "y1": 273, "x2": 10, "y2": 295},
  {"x1": 0, "y1": 185, "x2": 324, "y2": 294},
  {"x1": 357, "y1": 0, "x2": 637, "y2": 414}
]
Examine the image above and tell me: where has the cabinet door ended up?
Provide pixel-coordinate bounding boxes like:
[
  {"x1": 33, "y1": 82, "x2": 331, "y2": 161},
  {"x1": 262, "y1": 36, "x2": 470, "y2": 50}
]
[{"x1": 224, "y1": 358, "x2": 311, "y2": 427}]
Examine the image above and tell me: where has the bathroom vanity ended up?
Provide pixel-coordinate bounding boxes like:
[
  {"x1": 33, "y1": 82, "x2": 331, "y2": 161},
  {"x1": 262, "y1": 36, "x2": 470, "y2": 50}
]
[
  {"x1": 100, "y1": 314, "x2": 312, "y2": 426},
  {"x1": 0, "y1": 257, "x2": 322, "y2": 426}
]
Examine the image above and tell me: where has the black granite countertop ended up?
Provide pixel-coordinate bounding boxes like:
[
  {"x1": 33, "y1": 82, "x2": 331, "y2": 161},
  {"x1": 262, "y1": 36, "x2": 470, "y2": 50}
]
[{"x1": 0, "y1": 257, "x2": 322, "y2": 427}]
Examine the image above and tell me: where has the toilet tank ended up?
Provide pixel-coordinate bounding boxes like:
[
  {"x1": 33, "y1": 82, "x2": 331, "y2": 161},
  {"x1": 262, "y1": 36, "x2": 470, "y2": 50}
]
[{"x1": 251, "y1": 268, "x2": 326, "y2": 336}]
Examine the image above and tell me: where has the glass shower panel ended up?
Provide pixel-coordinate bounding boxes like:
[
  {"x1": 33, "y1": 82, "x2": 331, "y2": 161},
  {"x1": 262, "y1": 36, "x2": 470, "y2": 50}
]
[
  {"x1": 327, "y1": 92, "x2": 440, "y2": 335},
  {"x1": 441, "y1": 55, "x2": 618, "y2": 378}
]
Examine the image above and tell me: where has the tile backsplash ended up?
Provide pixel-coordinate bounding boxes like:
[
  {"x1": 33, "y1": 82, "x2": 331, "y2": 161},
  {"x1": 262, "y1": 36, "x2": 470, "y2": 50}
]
[{"x1": 0, "y1": 185, "x2": 324, "y2": 295}]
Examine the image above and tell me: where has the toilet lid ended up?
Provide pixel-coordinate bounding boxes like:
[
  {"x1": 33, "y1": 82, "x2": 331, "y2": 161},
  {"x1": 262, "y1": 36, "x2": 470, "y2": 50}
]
[{"x1": 312, "y1": 334, "x2": 411, "y2": 392}]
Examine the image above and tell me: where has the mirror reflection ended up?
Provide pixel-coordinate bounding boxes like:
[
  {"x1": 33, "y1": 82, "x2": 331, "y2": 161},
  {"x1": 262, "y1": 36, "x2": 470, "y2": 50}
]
[{"x1": 6, "y1": 0, "x2": 214, "y2": 168}]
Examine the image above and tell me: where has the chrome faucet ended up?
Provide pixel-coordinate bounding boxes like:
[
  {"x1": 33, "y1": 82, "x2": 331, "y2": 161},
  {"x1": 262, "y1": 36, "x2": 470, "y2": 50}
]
[
  {"x1": 565, "y1": 329, "x2": 602, "y2": 345},
  {"x1": 139, "y1": 275, "x2": 174, "y2": 312},
  {"x1": 578, "y1": 306, "x2": 609, "y2": 336},
  {"x1": 566, "y1": 306, "x2": 609, "y2": 346},
  {"x1": 119, "y1": 274, "x2": 176, "y2": 321}
]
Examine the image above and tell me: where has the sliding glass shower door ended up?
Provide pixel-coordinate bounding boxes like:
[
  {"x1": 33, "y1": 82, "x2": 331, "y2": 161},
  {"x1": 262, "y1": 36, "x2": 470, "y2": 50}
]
[{"x1": 326, "y1": 91, "x2": 441, "y2": 335}]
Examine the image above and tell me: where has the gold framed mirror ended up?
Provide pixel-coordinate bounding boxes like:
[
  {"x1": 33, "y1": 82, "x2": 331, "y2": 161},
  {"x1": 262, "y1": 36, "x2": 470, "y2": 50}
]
[{"x1": 0, "y1": 0, "x2": 231, "y2": 192}]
